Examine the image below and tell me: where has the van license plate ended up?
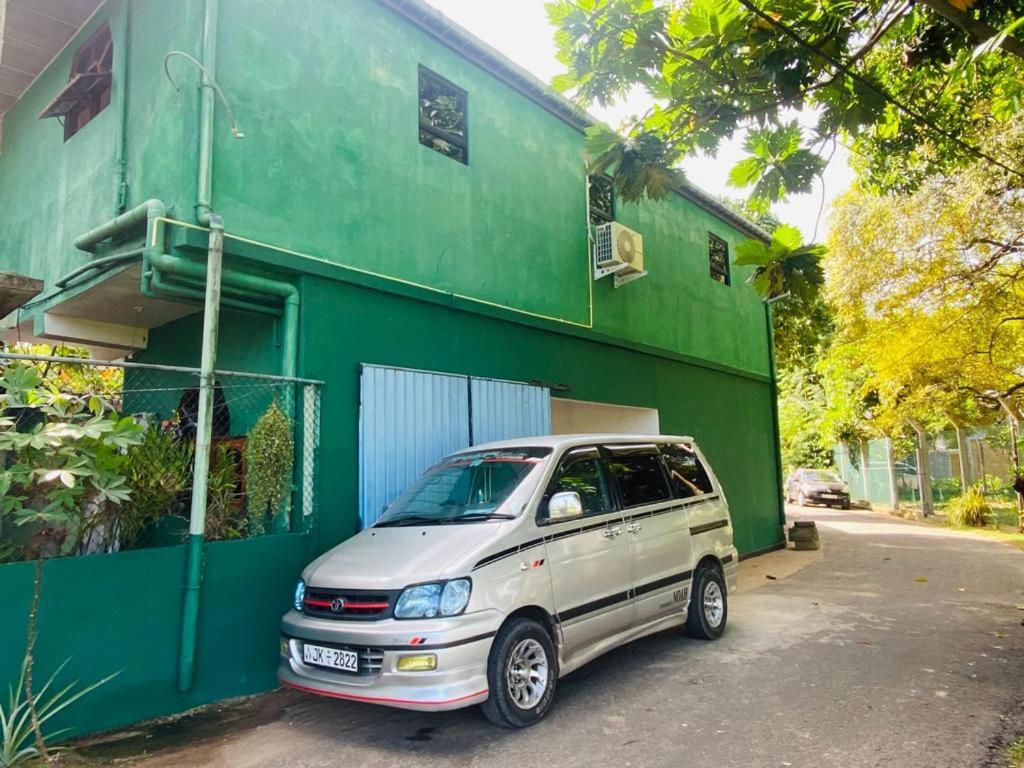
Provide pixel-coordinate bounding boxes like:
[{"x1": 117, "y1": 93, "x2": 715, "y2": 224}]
[{"x1": 303, "y1": 644, "x2": 358, "y2": 673}]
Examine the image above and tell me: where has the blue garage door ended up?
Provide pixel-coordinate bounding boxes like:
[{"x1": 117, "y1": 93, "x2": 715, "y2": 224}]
[{"x1": 358, "y1": 365, "x2": 550, "y2": 528}]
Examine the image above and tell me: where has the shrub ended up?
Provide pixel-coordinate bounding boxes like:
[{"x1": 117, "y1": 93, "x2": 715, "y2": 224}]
[
  {"x1": 946, "y1": 484, "x2": 991, "y2": 528},
  {"x1": 244, "y1": 400, "x2": 293, "y2": 535},
  {"x1": 0, "y1": 363, "x2": 144, "y2": 562}
]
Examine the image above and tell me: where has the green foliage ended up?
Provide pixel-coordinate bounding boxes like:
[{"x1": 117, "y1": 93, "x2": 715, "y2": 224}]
[
  {"x1": 245, "y1": 400, "x2": 294, "y2": 535},
  {"x1": 1007, "y1": 735, "x2": 1024, "y2": 768},
  {"x1": 735, "y1": 224, "x2": 826, "y2": 300},
  {"x1": 548, "y1": 0, "x2": 1024, "y2": 204},
  {"x1": 204, "y1": 445, "x2": 246, "y2": 542},
  {"x1": 777, "y1": 366, "x2": 834, "y2": 470},
  {"x1": 772, "y1": 294, "x2": 834, "y2": 371},
  {"x1": 117, "y1": 426, "x2": 193, "y2": 549},
  {"x1": 728, "y1": 123, "x2": 826, "y2": 213},
  {"x1": 0, "y1": 364, "x2": 145, "y2": 561},
  {"x1": 946, "y1": 483, "x2": 992, "y2": 527},
  {"x1": 0, "y1": 659, "x2": 115, "y2": 767}
]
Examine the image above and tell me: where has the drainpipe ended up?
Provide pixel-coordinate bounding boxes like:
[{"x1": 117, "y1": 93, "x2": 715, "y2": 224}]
[
  {"x1": 148, "y1": 253, "x2": 299, "y2": 378},
  {"x1": 112, "y1": 0, "x2": 130, "y2": 213},
  {"x1": 763, "y1": 300, "x2": 786, "y2": 532},
  {"x1": 177, "y1": 215, "x2": 224, "y2": 691},
  {"x1": 74, "y1": 199, "x2": 166, "y2": 252},
  {"x1": 196, "y1": 0, "x2": 219, "y2": 226}
]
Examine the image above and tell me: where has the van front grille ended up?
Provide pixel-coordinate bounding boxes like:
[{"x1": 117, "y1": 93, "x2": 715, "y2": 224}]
[{"x1": 302, "y1": 587, "x2": 397, "y2": 621}]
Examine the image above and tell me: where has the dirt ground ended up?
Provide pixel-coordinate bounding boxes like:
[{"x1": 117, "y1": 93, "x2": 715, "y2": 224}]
[{"x1": 71, "y1": 505, "x2": 1024, "y2": 768}]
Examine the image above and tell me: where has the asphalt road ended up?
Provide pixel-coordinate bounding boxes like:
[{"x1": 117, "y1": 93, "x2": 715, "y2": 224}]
[{"x1": 82, "y1": 506, "x2": 1024, "y2": 768}]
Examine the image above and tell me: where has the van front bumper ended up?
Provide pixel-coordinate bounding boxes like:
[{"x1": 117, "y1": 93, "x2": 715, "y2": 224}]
[{"x1": 277, "y1": 608, "x2": 499, "y2": 712}]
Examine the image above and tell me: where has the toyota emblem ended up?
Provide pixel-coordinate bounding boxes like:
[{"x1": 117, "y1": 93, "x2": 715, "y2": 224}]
[{"x1": 330, "y1": 597, "x2": 346, "y2": 613}]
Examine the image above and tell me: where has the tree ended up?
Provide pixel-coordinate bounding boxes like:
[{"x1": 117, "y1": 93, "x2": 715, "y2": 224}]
[
  {"x1": 547, "y1": 0, "x2": 1024, "y2": 208},
  {"x1": 822, "y1": 118, "x2": 1024, "y2": 524}
]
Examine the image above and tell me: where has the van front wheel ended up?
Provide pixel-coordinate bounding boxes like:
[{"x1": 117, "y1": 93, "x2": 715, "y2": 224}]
[
  {"x1": 480, "y1": 618, "x2": 558, "y2": 728},
  {"x1": 686, "y1": 566, "x2": 728, "y2": 640}
]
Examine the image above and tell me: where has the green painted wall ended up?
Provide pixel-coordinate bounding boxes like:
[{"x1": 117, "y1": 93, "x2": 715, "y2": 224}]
[
  {"x1": 0, "y1": 0, "x2": 202, "y2": 289},
  {"x1": 210, "y1": 0, "x2": 770, "y2": 377},
  {"x1": 0, "y1": 533, "x2": 312, "y2": 738},
  {"x1": 298, "y1": 273, "x2": 782, "y2": 557}
]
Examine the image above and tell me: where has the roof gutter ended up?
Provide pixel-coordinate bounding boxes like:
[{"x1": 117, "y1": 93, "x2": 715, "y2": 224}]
[{"x1": 375, "y1": 0, "x2": 771, "y2": 244}]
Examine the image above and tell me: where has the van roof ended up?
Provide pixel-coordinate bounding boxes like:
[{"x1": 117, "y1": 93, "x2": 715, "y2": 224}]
[{"x1": 458, "y1": 434, "x2": 696, "y2": 453}]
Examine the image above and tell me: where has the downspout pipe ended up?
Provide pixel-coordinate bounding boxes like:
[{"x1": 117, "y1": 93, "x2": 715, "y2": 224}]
[
  {"x1": 196, "y1": 0, "x2": 219, "y2": 226},
  {"x1": 148, "y1": 253, "x2": 299, "y2": 378},
  {"x1": 177, "y1": 215, "x2": 224, "y2": 691},
  {"x1": 764, "y1": 299, "x2": 787, "y2": 534},
  {"x1": 112, "y1": 0, "x2": 130, "y2": 213}
]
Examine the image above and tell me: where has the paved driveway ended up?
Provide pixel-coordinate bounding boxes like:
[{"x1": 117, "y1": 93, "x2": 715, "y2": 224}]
[{"x1": 80, "y1": 507, "x2": 1024, "y2": 768}]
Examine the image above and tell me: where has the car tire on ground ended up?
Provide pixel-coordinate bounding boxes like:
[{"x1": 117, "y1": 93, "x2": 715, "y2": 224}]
[
  {"x1": 480, "y1": 618, "x2": 558, "y2": 728},
  {"x1": 686, "y1": 565, "x2": 728, "y2": 641},
  {"x1": 842, "y1": 500, "x2": 851, "y2": 510}
]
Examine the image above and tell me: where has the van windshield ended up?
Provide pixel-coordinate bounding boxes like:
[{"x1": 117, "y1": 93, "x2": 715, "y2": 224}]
[{"x1": 375, "y1": 448, "x2": 551, "y2": 526}]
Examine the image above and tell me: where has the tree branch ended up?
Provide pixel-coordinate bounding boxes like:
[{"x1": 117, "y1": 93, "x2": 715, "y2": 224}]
[{"x1": 918, "y1": 0, "x2": 1024, "y2": 61}]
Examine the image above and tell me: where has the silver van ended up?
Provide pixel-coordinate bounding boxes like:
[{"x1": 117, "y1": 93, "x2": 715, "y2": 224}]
[{"x1": 279, "y1": 434, "x2": 737, "y2": 727}]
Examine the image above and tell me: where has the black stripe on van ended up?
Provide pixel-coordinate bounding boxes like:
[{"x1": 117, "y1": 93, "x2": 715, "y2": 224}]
[
  {"x1": 471, "y1": 494, "x2": 723, "y2": 571},
  {"x1": 557, "y1": 568, "x2": 694, "y2": 624},
  {"x1": 689, "y1": 519, "x2": 729, "y2": 536}
]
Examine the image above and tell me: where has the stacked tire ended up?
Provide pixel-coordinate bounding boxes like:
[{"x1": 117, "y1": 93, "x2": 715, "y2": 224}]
[{"x1": 788, "y1": 521, "x2": 820, "y2": 550}]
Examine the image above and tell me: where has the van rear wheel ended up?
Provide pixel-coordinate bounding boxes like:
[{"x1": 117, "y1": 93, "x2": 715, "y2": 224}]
[
  {"x1": 686, "y1": 566, "x2": 728, "y2": 640},
  {"x1": 480, "y1": 618, "x2": 558, "y2": 728}
]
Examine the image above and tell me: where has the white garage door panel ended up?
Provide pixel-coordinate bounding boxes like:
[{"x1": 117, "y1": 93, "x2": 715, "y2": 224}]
[
  {"x1": 471, "y1": 377, "x2": 551, "y2": 446},
  {"x1": 358, "y1": 365, "x2": 470, "y2": 528}
]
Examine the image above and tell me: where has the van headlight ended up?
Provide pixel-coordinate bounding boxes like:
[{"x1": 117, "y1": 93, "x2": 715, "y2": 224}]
[
  {"x1": 293, "y1": 579, "x2": 306, "y2": 611},
  {"x1": 394, "y1": 579, "x2": 472, "y2": 619}
]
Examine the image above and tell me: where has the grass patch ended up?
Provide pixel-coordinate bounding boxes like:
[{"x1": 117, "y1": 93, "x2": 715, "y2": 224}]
[
  {"x1": 920, "y1": 500, "x2": 1024, "y2": 552},
  {"x1": 1007, "y1": 736, "x2": 1024, "y2": 768}
]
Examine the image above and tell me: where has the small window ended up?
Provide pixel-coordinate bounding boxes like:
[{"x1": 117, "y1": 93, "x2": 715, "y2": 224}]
[
  {"x1": 38, "y1": 23, "x2": 113, "y2": 141},
  {"x1": 545, "y1": 448, "x2": 612, "y2": 518},
  {"x1": 661, "y1": 444, "x2": 714, "y2": 498},
  {"x1": 606, "y1": 446, "x2": 672, "y2": 508},
  {"x1": 588, "y1": 175, "x2": 615, "y2": 226},
  {"x1": 418, "y1": 66, "x2": 468, "y2": 164},
  {"x1": 709, "y1": 233, "x2": 730, "y2": 285}
]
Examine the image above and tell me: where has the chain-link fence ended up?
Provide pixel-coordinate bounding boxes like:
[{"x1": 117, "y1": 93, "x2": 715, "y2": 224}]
[
  {"x1": 834, "y1": 431, "x2": 1016, "y2": 508},
  {"x1": 0, "y1": 351, "x2": 320, "y2": 562}
]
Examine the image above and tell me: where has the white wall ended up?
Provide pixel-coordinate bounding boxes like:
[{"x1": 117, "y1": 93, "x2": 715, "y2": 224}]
[{"x1": 551, "y1": 398, "x2": 660, "y2": 434}]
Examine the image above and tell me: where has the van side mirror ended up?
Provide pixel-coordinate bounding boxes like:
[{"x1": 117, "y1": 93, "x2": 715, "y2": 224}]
[{"x1": 547, "y1": 491, "x2": 583, "y2": 522}]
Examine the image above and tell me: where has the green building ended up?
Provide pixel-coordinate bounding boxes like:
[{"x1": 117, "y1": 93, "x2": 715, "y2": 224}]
[{"x1": 0, "y1": 0, "x2": 783, "y2": 735}]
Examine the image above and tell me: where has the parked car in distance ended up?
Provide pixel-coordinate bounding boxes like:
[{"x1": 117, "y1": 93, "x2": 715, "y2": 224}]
[
  {"x1": 279, "y1": 434, "x2": 737, "y2": 728},
  {"x1": 785, "y1": 468, "x2": 851, "y2": 509}
]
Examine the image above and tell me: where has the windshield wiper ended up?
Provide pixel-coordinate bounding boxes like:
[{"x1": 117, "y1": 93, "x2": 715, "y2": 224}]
[
  {"x1": 451, "y1": 512, "x2": 517, "y2": 522},
  {"x1": 374, "y1": 515, "x2": 443, "y2": 528}
]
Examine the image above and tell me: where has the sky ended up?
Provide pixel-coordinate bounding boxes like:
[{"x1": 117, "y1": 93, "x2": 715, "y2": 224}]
[{"x1": 423, "y1": 0, "x2": 856, "y2": 240}]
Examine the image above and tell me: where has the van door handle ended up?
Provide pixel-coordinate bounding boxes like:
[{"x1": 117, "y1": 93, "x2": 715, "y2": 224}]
[
  {"x1": 626, "y1": 523, "x2": 642, "y2": 534},
  {"x1": 603, "y1": 527, "x2": 622, "y2": 538}
]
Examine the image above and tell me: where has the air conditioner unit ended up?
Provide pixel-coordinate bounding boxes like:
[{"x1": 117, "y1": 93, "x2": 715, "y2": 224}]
[{"x1": 593, "y1": 222, "x2": 647, "y2": 287}]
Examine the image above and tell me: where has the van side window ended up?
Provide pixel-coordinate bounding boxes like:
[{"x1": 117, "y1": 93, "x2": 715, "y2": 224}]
[
  {"x1": 546, "y1": 449, "x2": 612, "y2": 518},
  {"x1": 661, "y1": 444, "x2": 714, "y2": 498},
  {"x1": 606, "y1": 446, "x2": 672, "y2": 508}
]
